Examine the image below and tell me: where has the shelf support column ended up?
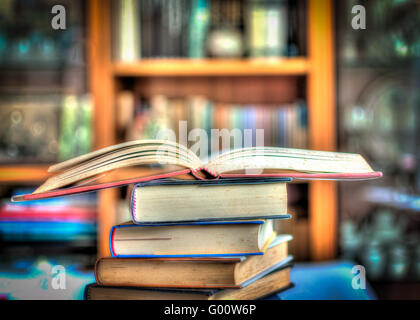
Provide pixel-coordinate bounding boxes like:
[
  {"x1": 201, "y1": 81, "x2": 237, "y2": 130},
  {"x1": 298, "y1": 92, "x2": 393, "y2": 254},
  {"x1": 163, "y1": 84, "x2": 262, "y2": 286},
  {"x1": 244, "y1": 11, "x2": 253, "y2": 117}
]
[
  {"x1": 88, "y1": 0, "x2": 116, "y2": 257},
  {"x1": 307, "y1": 0, "x2": 337, "y2": 260}
]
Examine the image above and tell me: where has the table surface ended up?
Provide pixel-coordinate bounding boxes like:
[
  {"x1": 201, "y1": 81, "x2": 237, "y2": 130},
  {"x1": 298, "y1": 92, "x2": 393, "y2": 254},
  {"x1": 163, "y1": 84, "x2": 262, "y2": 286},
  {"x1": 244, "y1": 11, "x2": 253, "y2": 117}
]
[
  {"x1": 1, "y1": 259, "x2": 376, "y2": 300},
  {"x1": 270, "y1": 260, "x2": 376, "y2": 300}
]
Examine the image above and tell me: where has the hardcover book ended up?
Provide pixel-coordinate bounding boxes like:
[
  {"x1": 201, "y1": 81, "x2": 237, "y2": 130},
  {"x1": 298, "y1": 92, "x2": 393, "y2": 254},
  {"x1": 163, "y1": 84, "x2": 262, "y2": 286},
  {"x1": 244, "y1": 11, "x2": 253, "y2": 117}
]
[
  {"x1": 97, "y1": 235, "x2": 292, "y2": 288},
  {"x1": 85, "y1": 262, "x2": 292, "y2": 300},
  {"x1": 12, "y1": 140, "x2": 382, "y2": 202},
  {"x1": 109, "y1": 219, "x2": 277, "y2": 258},
  {"x1": 129, "y1": 178, "x2": 291, "y2": 224}
]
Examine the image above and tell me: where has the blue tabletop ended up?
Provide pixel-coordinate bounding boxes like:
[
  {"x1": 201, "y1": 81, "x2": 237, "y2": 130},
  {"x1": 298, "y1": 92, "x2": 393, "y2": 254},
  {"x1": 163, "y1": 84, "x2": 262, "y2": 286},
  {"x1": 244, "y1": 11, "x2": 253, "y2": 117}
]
[
  {"x1": 1, "y1": 259, "x2": 377, "y2": 300},
  {"x1": 268, "y1": 260, "x2": 377, "y2": 300}
]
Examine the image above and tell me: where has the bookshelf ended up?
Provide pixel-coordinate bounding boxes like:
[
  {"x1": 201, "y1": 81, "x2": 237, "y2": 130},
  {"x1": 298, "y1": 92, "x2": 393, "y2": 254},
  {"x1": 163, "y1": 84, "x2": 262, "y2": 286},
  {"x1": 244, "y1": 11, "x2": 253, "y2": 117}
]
[
  {"x1": 85, "y1": 0, "x2": 337, "y2": 260},
  {"x1": 0, "y1": 0, "x2": 335, "y2": 261}
]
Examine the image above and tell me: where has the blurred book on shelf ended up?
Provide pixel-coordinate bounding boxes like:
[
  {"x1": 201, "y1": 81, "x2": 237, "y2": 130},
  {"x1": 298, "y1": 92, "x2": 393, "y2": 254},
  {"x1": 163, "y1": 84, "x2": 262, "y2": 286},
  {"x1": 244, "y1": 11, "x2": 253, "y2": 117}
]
[
  {"x1": 113, "y1": 0, "x2": 305, "y2": 61},
  {"x1": 246, "y1": 0, "x2": 288, "y2": 57},
  {"x1": 0, "y1": 188, "x2": 97, "y2": 243},
  {"x1": 117, "y1": 92, "x2": 308, "y2": 156},
  {"x1": 113, "y1": 0, "x2": 141, "y2": 61}
]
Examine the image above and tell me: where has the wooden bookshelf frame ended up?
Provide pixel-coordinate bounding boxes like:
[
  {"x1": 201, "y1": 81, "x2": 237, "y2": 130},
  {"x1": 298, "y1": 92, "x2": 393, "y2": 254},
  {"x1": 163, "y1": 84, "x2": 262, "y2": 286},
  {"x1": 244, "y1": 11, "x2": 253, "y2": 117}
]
[{"x1": 1, "y1": 0, "x2": 332, "y2": 260}]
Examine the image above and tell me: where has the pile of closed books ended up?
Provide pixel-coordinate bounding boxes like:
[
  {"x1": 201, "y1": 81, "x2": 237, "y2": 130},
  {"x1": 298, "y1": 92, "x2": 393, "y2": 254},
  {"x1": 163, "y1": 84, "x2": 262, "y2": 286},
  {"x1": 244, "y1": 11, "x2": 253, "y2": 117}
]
[{"x1": 85, "y1": 178, "x2": 294, "y2": 300}]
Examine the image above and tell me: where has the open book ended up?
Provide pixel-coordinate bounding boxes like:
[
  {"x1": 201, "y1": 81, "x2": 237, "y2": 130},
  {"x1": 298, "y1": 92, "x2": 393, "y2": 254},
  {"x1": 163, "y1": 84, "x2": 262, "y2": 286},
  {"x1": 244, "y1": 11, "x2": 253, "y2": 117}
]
[{"x1": 12, "y1": 139, "x2": 382, "y2": 201}]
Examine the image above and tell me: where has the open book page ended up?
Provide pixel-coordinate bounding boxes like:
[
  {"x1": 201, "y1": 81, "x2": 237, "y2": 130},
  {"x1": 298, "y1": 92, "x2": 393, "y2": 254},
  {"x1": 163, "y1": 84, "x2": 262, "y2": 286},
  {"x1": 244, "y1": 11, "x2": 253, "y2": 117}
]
[
  {"x1": 49, "y1": 140, "x2": 200, "y2": 172},
  {"x1": 34, "y1": 140, "x2": 201, "y2": 194},
  {"x1": 204, "y1": 147, "x2": 375, "y2": 176}
]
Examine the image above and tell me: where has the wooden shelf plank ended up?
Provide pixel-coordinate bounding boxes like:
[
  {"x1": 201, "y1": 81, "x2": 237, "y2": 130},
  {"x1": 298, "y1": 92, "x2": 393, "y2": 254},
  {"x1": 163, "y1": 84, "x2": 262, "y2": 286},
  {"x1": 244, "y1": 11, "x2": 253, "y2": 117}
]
[
  {"x1": 0, "y1": 165, "x2": 52, "y2": 183},
  {"x1": 113, "y1": 58, "x2": 309, "y2": 77}
]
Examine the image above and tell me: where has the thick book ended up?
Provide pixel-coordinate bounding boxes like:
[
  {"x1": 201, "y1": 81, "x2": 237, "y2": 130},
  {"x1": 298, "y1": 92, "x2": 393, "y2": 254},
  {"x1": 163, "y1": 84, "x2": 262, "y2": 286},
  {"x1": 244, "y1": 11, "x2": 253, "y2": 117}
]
[
  {"x1": 110, "y1": 219, "x2": 277, "y2": 258},
  {"x1": 97, "y1": 235, "x2": 291, "y2": 288},
  {"x1": 85, "y1": 263, "x2": 292, "y2": 300},
  {"x1": 12, "y1": 140, "x2": 382, "y2": 201},
  {"x1": 130, "y1": 178, "x2": 290, "y2": 224}
]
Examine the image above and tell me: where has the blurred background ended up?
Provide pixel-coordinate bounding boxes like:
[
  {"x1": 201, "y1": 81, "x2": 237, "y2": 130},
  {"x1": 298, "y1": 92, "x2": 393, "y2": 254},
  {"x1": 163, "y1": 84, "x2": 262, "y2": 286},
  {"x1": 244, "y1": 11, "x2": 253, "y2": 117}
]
[{"x1": 0, "y1": 0, "x2": 419, "y2": 299}]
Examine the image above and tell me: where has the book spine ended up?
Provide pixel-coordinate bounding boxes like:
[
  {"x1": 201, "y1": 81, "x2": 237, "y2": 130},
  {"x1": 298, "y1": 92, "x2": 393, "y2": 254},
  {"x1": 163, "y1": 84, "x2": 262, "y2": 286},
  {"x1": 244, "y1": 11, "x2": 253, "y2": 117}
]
[
  {"x1": 94, "y1": 258, "x2": 103, "y2": 285},
  {"x1": 109, "y1": 225, "x2": 117, "y2": 257},
  {"x1": 140, "y1": 0, "x2": 152, "y2": 58},
  {"x1": 168, "y1": 0, "x2": 183, "y2": 57},
  {"x1": 265, "y1": 1, "x2": 288, "y2": 57},
  {"x1": 246, "y1": 1, "x2": 265, "y2": 57},
  {"x1": 116, "y1": 0, "x2": 140, "y2": 61},
  {"x1": 188, "y1": 0, "x2": 210, "y2": 58},
  {"x1": 160, "y1": 0, "x2": 169, "y2": 58},
  {"x1": 287, "y1": 0, "x2": 299, "y2": 56},
  {"x1": 83, "y1": 285, "x2": 91, "y2": 300}
]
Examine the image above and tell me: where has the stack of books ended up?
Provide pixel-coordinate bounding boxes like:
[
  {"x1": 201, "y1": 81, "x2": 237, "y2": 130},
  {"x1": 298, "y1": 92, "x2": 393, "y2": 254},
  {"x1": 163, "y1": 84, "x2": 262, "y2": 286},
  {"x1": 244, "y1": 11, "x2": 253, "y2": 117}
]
[
  {"x1": 12, "y1": 140, "x2": 382, "y2": 300},
  {"x1": 85, "y1": 178, "x2": 294, "y2": 300}
]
